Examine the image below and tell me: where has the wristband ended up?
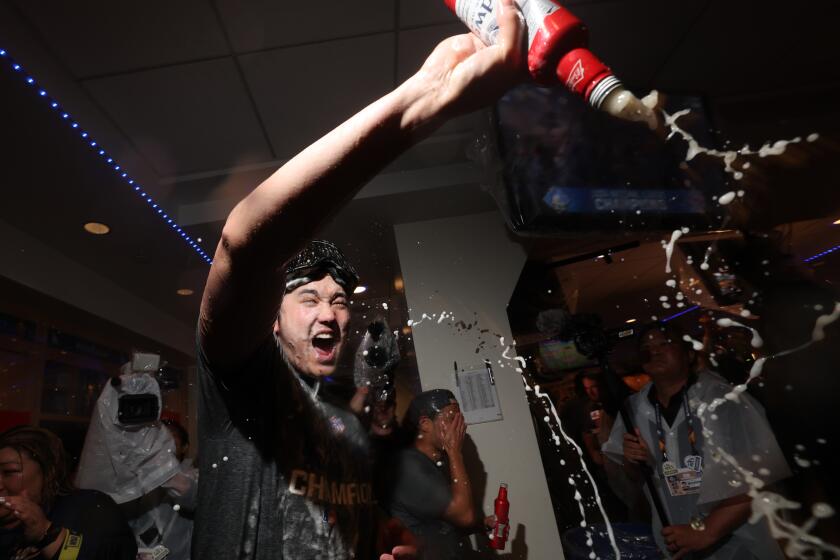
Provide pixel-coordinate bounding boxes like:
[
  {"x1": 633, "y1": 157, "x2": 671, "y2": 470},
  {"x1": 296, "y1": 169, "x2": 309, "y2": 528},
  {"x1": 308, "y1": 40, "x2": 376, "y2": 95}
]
[
  {"x1": 57, "y1": 529, "x2": 82, "y2": 560},
  {"x1": 34, "y1": 522, "x2": 62, "y2": 550}
]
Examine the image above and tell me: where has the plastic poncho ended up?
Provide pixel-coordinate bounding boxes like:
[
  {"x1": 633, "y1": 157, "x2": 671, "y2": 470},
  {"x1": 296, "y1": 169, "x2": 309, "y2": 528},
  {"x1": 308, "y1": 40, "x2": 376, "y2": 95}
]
[
  {"x1": 603, "y1": 370, "x2": 790, "y2": 560},
  {"x1": 76, "y1": 368, "x2": 181, "y2": 504}
]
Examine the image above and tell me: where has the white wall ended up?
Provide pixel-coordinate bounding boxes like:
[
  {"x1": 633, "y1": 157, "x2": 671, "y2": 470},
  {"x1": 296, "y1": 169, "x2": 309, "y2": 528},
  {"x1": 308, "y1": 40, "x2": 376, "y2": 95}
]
[{"x1": 394, "y1": 211, "x2": 563, "y2": 559}]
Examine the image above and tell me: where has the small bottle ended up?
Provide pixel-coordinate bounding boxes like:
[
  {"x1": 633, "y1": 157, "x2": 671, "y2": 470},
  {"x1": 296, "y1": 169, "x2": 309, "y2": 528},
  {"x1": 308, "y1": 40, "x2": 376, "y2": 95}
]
[
  {"x1": 490, "y1": 483, "x2": 510, "y2": 550},
  {"x1": 444, "y1": 0, "x2": 658, "y2": 128}
]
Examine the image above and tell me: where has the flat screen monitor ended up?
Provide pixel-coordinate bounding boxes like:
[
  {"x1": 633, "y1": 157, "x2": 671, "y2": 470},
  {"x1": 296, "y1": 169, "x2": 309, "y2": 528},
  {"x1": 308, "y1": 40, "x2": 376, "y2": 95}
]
[{"x1": 493, "y1": 85, "x2": 728, "y2": 235}]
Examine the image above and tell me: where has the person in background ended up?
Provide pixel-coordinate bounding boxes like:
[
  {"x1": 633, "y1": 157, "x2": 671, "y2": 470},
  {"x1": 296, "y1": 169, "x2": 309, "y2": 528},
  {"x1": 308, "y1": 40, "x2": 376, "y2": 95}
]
[
  {"x1": 387, "y1": 390, "x2": 493, "y2": 560},
  {"x1": 162, "y1": 419, "x2": 191, "y2": 465},
  {"x1": 350, "y1": 386, "x2": 403, "y2": 504},
  {"x1": 603, "y1": 323, "x2": 790, "y2": 559},
  {"x1": 144, "y1": 418, "x2": 198, "y2": 560},
  {"x1": 561, "y1": 372, "x2": 628, "y2": 520},
  {"x1": 575, "y1": 372, "x2": 608, "y2": 466},
  {"x1": 0, "y1": 425, "x2": 136, "y2": 560}
]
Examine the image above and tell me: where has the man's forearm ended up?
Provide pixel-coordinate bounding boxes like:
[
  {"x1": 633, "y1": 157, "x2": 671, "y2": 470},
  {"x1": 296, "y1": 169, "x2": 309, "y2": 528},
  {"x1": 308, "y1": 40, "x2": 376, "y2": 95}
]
[
  {"x1": 445, "y1": 451, "x2": 476, "y2": 528},
  {"x1": 703, "y1": 494, "x2": 752, "y2": 543},
  {"x1": 221, "y1": 77, "x2": 443, "y2": 266},
  {"x1": 199, "y1": 77, "x2": 448, "y2": 367}
]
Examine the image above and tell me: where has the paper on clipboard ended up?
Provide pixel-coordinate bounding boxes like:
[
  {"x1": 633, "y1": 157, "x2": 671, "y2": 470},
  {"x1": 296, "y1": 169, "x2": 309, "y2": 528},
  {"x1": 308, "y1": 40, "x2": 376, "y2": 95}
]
[{"x1": 455, "y1": 365, "x2": 503, "y2": 424}]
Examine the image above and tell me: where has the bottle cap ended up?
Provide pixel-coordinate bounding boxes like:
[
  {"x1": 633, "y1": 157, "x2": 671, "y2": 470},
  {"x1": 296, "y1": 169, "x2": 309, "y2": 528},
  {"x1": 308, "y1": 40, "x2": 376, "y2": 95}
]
[
  {"x1": 556, "y1": 48, "x2": 615, "y2": 105},
  {"x1": 589, "y1": 74, "x2": 623, "y2": 109}
]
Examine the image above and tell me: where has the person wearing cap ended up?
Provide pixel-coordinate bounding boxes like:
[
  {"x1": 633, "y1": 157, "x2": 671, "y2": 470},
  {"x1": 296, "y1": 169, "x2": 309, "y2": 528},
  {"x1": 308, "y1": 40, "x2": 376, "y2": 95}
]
[
  {"x1": 194, "y1": 2, "x2": 526, "y2": 558},
  {"x1": 385, "y1": 390, "x2": 481, "y2": 560}
]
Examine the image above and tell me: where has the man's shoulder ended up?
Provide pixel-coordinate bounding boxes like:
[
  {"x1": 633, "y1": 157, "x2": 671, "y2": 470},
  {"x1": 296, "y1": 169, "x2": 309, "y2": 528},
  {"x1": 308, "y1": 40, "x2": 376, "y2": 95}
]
[
  {"x1": 627, "y1": 383, "x2": 653, "y2": 407},
  {"x1": 196, "y1": 326, "x2": 280, "y2": 383},
  {"x1": 395, "y1": 447, "x2": 439, "y2": 478}
]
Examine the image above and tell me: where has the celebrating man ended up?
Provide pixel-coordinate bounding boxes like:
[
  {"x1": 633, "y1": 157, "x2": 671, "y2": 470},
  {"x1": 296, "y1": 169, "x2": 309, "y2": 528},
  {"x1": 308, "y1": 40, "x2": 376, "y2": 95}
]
[{"x1": 193, "y1": 1, "x2": 526, "y2": 558}]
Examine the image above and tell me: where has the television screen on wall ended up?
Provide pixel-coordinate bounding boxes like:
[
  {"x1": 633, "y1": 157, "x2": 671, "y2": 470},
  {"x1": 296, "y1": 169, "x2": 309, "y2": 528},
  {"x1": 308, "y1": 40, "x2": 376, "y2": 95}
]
[{"x1": 493, "y1": 85, "x2": 728, "y2": 235}]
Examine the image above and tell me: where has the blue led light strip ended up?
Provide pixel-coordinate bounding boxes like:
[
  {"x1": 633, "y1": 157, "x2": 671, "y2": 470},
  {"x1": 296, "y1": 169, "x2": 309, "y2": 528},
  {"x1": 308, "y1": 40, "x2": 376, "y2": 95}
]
[
  {"x1": 661, "y1": 304, "x2": 700, "y2": 323},
  {"x1": 804, "y1": 244, "x2": 840, "y2": 264},
  {"x1": 0, "y1": 47, "x2": 212, "y2": 264}
]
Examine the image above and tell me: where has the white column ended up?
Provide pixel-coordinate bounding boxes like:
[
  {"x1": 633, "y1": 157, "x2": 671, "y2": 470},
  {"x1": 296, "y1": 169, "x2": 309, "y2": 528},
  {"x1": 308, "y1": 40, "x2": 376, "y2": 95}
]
[{"x1": 394, "y1": 211, "x2": 563, "y2": 558}]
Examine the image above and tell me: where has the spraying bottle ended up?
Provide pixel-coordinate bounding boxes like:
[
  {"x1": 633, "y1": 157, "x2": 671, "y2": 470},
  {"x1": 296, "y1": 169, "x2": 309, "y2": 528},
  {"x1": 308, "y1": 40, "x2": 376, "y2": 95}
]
[
  {"x1": 444, "y1": 0, "x2": 658, "y2": 129},
  {"x1": 490, "y1": 483, "x2": 510, "y2": 550}
]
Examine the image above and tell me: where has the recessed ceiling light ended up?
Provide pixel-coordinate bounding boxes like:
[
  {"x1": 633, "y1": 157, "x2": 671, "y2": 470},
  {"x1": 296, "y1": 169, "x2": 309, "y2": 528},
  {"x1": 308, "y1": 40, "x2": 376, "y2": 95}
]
[
  {"x1": 197, "y1": 237, "x2": 203, "y2": 243},
  {"x1": 353, "y1": 286, "x2": 367, "y2": 294},
  {"x1": 625, "y1": 318, "x2": 637, "y2": 324},
  {"x1": 176, "y1": 288, "x2": 194, "y2": 296},
  {"x1": 83, "y1": 222, "x2": 110, "y2": 235}
]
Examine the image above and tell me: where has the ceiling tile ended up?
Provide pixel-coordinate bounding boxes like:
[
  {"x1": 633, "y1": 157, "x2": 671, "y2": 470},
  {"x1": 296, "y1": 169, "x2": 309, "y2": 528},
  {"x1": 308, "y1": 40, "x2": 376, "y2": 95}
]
[
  {"x1": 13, "y1": 0, "x2": 230, "y2": 78},
  {"x1": 84, "y1": 59, "x2": 273, "y2": 176},
  {"x1": 239, "y1": 34, "x2": 395, "y2": 158},
  {"x1": 215, "y1": 0, "x2": 395, "y2": 53},
  {"x1": 399, "y1": 0, "x2": 457, "y2": 27}
]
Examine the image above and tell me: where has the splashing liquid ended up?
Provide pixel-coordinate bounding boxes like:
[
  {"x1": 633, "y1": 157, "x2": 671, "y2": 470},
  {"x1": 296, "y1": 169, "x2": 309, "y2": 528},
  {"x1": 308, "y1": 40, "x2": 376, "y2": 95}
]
[
  {"x1": 698, "y1": 304, "x2": 840, "y2": 558},
  {"x1": 530, "y1": 378, "x2": 621, "y2": 559},
  {"x1": 408, "y1": 309, "x2": 622, "y2": 557},
  {"x1": 663, "y1": 229, "x2": 685, "y2": 274},
  {"x1": 662, "y1": 109, "x2": 819, "y2": 180}
]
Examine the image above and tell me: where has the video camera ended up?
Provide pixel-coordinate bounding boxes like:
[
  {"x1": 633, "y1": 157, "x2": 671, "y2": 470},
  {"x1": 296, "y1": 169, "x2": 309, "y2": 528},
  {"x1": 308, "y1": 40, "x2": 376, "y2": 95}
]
[{"x1": 114, "y1": 351, "x2": 174, "y2": 425}]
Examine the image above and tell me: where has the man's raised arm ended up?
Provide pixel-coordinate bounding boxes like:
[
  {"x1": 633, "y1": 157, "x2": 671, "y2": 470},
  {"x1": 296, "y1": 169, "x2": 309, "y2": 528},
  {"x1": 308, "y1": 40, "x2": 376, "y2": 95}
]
[{"x1": 199, "y1": 0, "x2": 525, "y2": 371}]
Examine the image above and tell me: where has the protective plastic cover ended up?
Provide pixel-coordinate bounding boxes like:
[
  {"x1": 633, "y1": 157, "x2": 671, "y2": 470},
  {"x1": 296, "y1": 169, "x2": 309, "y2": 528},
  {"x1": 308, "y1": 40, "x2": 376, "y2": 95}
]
[{"x1": 75, "y1": 365, "x2": 180, "y2": 504}]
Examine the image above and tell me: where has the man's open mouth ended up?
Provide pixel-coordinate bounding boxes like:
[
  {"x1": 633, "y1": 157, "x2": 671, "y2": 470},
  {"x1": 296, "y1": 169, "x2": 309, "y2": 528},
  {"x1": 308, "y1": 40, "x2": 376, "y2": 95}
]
[{"x1": 312, "y1": 333, "x2": 338, "y2": 361}]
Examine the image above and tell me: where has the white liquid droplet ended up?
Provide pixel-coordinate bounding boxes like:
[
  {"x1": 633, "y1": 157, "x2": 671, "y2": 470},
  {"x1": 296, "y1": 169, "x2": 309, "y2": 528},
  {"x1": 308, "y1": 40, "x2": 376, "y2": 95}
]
[{"x1": 719, "y1": 191, "x2": 737, "y2": 205}]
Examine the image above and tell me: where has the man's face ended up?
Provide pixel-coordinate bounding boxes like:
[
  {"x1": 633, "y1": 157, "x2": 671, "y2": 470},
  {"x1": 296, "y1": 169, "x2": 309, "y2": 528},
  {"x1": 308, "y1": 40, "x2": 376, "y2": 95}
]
[
  {"x1": 275, "y1": 275, "x2": 350, "y2": 377},
  {"x1": 640, "y1": 330, "x2": 689, "y2": 380},
  {"x1": 432, "y1": 402, "x2": 461, "y2": 448},
  {"x1": 582, "y1": 377, "x2": 600, "y2": 403}
]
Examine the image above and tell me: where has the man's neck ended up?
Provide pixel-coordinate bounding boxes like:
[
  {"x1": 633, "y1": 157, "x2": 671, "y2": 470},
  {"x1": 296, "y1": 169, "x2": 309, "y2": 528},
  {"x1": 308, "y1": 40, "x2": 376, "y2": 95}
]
[
  {"x1": 653, "y1": 375, "x2": 690, "y2": 407},
  {"x1": 414, "y1": 438, "x2": 440, "y2": 462}
]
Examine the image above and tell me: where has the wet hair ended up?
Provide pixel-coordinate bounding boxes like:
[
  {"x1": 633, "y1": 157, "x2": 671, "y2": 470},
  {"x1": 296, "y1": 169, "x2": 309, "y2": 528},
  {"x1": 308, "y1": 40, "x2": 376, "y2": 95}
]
[
  {"x1": 162, "y1": 418, "x2": 189, "y2": 447},
  {"x1": 0, "y1": 425, "x2": 74, "y2": 508},
  {"x1": 283, "y1": 239, "x2": 359, "y2": 294},
  {"x1": 403, "y1": 389, "x2": 457, "y2": 440}
]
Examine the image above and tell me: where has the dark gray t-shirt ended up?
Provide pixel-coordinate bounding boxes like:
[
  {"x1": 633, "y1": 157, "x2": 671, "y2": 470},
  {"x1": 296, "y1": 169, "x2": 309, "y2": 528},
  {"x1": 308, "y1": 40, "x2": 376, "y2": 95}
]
[
  {"x1": 193, "y1": 335, "x2": 373, "y2": 559},
  {"x1": 388, "y1": 448, "x2": 464, "y2": 560}
]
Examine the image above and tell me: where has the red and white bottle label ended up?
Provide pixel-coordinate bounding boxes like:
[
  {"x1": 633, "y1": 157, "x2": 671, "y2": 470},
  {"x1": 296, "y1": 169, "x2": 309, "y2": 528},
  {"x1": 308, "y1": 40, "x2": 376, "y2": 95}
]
[{"x1": 454, "y1": 0, "x2": 558, "y2": 48}]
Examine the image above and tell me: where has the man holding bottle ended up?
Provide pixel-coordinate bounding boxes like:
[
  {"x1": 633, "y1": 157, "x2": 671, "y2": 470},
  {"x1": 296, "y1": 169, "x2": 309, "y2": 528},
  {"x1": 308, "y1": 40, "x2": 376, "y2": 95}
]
[{"x1": 193, "y1": 1, "x2": 527, "y2": 559}]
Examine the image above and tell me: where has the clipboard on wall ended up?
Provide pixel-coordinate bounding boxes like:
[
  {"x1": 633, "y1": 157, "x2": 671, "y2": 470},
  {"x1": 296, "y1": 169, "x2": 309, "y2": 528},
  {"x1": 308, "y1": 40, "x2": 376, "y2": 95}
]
[{"x1": 454, "y1": 360, "x2": 503, "y2": 425}]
